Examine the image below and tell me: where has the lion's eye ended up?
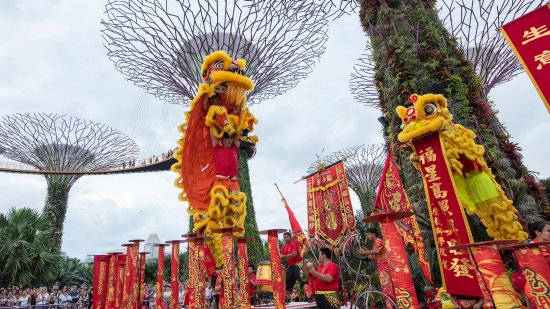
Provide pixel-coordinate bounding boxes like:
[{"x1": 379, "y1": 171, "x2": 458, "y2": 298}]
[
  {"x1": 424, "y1": 103, "x2": 436, "y2": 115},
  {"x1": 214, "y1": 61, "x2": 224, "y2": 68}
]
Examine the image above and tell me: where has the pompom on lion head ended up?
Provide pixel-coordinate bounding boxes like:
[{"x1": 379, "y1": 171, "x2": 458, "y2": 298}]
[
  {"x1": 201, "y1": 50, "x2": 254, "y2": 92},
  {"x1": 395, "y1": 93, "x2": 453, "y2": 142}
]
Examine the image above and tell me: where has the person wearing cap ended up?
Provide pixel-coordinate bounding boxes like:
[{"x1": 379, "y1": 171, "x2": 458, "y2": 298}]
[
  {"x1": 280, "y1": 231, "x2": 303, "y2": 301},
  {"x1": 306, "y1": 247, "x2": 340, "y2": 309}
]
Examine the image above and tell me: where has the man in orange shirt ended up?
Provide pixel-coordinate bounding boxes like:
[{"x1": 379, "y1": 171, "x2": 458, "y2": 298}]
[
  {"x1": 280, "y1": 232, "x2": 302, "y2": 301},
  {"x1": 306, "y1": 247, "x2": 340, "y2": 309}
]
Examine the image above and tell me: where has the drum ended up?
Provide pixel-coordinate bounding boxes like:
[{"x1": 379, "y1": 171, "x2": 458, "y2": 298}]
[{"x1": 255, "y1": 261, "x2": 286, "y2": 293}]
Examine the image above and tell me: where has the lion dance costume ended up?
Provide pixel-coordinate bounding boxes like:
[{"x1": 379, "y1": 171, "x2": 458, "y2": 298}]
[
  {"x1": 172, "y1": 51, "x2": 258, "y2": 265},
  {"x1": 396, "y1": 93, "x2": 527, "y2": 241}
]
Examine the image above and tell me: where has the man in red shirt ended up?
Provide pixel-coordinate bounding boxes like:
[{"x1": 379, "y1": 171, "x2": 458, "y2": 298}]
[
  {"x1": 280, "y1": 232, "x2": 303, "y2": 301},
  {"x1": 307, "y1": 247, "x2": 340, "y2": 309},
  {"x1": 246, "y1": 265, "x2": 257, "y2": 305}
]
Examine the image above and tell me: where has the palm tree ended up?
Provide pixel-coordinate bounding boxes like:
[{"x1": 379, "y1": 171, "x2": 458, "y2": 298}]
[
  {"x1": 0, "y1": 207, "x2": 61, "y2": 286},
  {"x1": 56, "y1": 258, "x2": 91, "y2": 286}
]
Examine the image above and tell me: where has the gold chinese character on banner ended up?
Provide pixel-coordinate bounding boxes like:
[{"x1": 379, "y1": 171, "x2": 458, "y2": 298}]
[
  {"x1": 449, "y1": 258, "x2": 474, "y2": 278},
  {"x1": 437, "y1": 199, "x2": 450, "y2": 212},
  {"x1": 535, "y1": 50, "x2": 550, "y2": 70},
  {"x1": 429, "y1": 182, "x2": 448, "y2": 199},
  {"x1": 418, "y1": 147, "x2": 436, "y2": 164},
  {"x1": 522, "y1": 25, "x2": 550, "y2": 45},
  {"x1": 424, "y1": 164, "x2": 441, "y2": 182}
]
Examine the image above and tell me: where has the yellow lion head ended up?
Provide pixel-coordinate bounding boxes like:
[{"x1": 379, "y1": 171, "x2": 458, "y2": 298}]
[
  {"x1": 201, "y1": 50, "x2": 253, "y2": 91},
  {"x1": 395, "y1": 93, "x2": 453, "y2": 142}
]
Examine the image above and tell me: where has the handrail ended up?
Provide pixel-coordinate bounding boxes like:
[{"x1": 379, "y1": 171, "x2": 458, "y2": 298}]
[{"x1": 0, "y1": 157, "x2": 176, "y2": 175}]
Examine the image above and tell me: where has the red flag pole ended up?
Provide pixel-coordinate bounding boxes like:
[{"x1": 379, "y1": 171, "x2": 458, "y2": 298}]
[
  {"x1": 138, "y1": 252, "x2": 149, "y2": 308},
  {"x1": 122, "y1": 244, "x2": 134, "y2": 309},
  {"x1": 106, "y1": 252, "x2": 121, "y2": 309},
  {"x1": 129, "y1": 239, "x2": 144, "y2": 309},
  {"x1": 166, "y1": 240, "x2": 183, "y2": 309},
  {"x1": 93, "y1": 255, "x2": 110, "y2": 309}
]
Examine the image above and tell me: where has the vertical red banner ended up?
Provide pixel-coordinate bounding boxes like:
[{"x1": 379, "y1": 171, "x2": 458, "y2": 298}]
[
  {"x1": 305, "y1": 162, "x2": 355, "y2": 247},
  {"x1": 411, "y1": 133, "x2": 481, "y2": 297},
  {"x1": 116, "y1": 255, "x2": 126, "y2": 309},
  {"x1": 379, "y1": 222, "x2": 420, "y2": 308},
  {"x1": 237, "y1": 238, "x2": 251, "y2": 309},
  {"x1": 221, "y1": 232, "x2": 236, "y2": 309},
  {"x1": 122, "y1": 244, "x2": 133, "y2": 309},
  {"x1": 106, "y1": 253, "x2": 120, "y2": 309},
  {"x1": 130, "y1": 242, "x2": 141, "y2": 309},
  {"x1": 187, "y1": 239, "x2": 198, "y2": 308},
  {"x1": 375, "y1": 149, "x2": 432, "y2": 282},
  {"x1": 469, "y1": 245, "x2": 522, "y2": 307},
  {"x1": 155, "y1": 245, "x2": 165, "y2": 309},
  {"x1": 139, "y1": 252, "x2": 148, "y2": 308},
  {"x1": 500, "y1": 4, "x2": 550, "y2": 113},
  {"x1": 169, "y1": 241, "x2": 181, "y2": 309},
  {"x1": 267, "y1": 231, "x2": 286, "y2": 309},
  {"x1": 512, "y1": 244, "x2": 550, "y2": 307},
  {"x1": 93, "y1": 255, "x2": 110, "y2": 309}
]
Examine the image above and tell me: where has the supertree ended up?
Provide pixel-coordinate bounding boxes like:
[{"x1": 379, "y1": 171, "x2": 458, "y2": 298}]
[
  {"x1": 101, "y1": 0, "x2": 330, "y2": 264},
  {"x1": 351, "y1": 0, "x2": 548, "y2": 230},
  {"x1": 0, "y1": 113, "x2": 139, "y2": 250}
]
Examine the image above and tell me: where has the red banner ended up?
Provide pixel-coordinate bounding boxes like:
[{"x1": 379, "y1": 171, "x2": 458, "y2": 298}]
[
  {"x1": 131, "y1": 243, "x2": 140, "y2": 309},
  {"x1": 412, "y1": 132, "x2": 481, "y2": 297},
  {"x1": 138, "y1": 252, "x2": 147, "y2": 308},
  {"x1": 116, "y1": 255, "x2": 126, "y2": 309},
  {"x1": 267, "y1": 231, "x2": 286, "y2": 309},
  {"x1": 106, "y1": 253, "x2": 119, "y2": 309},
  {"x1": 379, "y1": 221, "x2": 420, "y2": 308},
  {"x1": 155, "y1": 246, "x2": 165, "y2": 309},
  {"x1": 187, "y1": 239, "x2": 205, "y2": 309},
  {"x1": 122, "y1": 245, "x2": 134, "y2": 309},
  {"x1": 93, "y1": 255, "x2": 110, "y2": 309},
  {"x1": 169, "y1": 242, "x2": 180, "y2": 309},
  {"x1": 469, "y1": 245, "x2": 522, "y2": 307},
  {"x1": 237, "y1": 239, "x2": 251, "y2": 309},
  {"x1": 512, "y1": 246, "x2": 550, "y2": 307},
  {"x1": 221, "y1": 233, "x2": 236, "y2": 308},
  {"x1": 306, "y1": 161, "x2": 355, "y2": 247},
  {"x1": 500, "y1": 4, "x2": 550, "y2": 113},
  {"x1": 375, "y1": 149, "x2": 432, "y2": 282},
  {"x1": 282, "y1": 196, "x2": 307, "y2": 257}
]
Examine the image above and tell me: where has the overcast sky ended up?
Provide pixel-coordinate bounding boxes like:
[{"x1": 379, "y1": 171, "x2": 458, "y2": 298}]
[{"x1": 0, "y1": 0, "x2": 548, "y2": 260}]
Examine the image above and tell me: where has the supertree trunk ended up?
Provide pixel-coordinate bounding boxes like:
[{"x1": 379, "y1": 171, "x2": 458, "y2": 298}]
[
  {"x1": 358, "y1": 0, "x2": 545, "y2": 241},
  {"x1": 237, "y1": 149, "x2": 265, "y2": 265},
  {"x1": 42, "y1": 176, "x2": 72, "y2": 251}
]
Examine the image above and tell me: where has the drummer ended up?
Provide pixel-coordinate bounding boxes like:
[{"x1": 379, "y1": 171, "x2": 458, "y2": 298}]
[{"x1": 280, "y1": 232, "x2": 303, "y2": 301}]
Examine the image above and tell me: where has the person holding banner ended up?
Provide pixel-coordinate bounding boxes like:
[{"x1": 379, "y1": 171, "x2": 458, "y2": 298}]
[
  {"x1": 280, "y1": 231, "x2": 303, "y2": 300},
  {"x1": 306, "y1": 247, "x2": 340, "y2": 309}
]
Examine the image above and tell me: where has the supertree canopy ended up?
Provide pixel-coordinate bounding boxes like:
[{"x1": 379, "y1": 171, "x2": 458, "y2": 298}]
[
  {"x1": 308, "y1": 144, "x2": 386, "y2": 216},
  {"x1": 101, "y1": 0, "x2": 330, "y2": 105},
  {"x1": 101, "y1": 0, "x2": 330, "y2": 265},
  {"x1": 0, "y1": 113, "x2": 139, "y2": 250}
]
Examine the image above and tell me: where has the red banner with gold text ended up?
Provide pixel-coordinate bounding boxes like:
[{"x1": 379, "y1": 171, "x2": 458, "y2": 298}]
[
  {"x1": 412, "y1": 133, "x2": 481, "y2": 297},
  {"x1": 470, "y1": 245, "x2": 522, "y2": 307},
  {"x1": 116, "y1": 255, "x2": 125, "y2": 309},
  {"x1": 375, "y1": 149, "x2": 432, "y2": 283},
  {"x1": 221, "y1": 233, "x2": 236, "y2": 309},
  {"x1": 513, "y1": 246, "x2": 550, "y2": 307},
  {"x1": 306, "y1": 161, "x2": 355, "y2": 247},
  {"x1": 139, "y1": 253, "x2": 147, "y2": 308},
  {"x1": 93, "y1": 255, "x2": 110, "y2": 309},
  {"x1": 501, "y1": 4, "x2": 550, "y2": 113},
  {"x1": 267, "y1": 232, "x2": 286, "y2": 309},
  {"x1": 379, "y1": 221, "x2": 420, "y2": 308},
  {"x1": 155, "y1": 246, "x2": 164, "y2": 309},
  {"x1": 170, "y1": 242, "x2": 180, "y2": 309},
  {"x1": 106, "y1": 254, "x2": 119, "y2": 309},
  {"x1": 238, "y1": 239, "x2": 251, "y2": 309}
]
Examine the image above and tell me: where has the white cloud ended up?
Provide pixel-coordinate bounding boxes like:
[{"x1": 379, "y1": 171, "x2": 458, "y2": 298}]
[{"x1": 0, "y1": 1, "x2": 547, "y2": 260}]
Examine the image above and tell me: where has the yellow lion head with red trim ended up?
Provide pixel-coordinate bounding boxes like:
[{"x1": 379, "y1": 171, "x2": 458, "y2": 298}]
[
  {"x1": 396, "y1": 93, "x2": 453, "y2": 142},
  {"x1": 201, "y1": 50, "x2": 253, "y2": 91}
]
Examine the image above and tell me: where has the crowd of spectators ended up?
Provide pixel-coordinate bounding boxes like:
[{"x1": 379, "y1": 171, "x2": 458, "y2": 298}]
[
  {"x1": 120, "y1": 149, "x2": 175, "y2": 169},
  {"x1": 0, "y1": 286, "x2": 91, "y2": 308}
]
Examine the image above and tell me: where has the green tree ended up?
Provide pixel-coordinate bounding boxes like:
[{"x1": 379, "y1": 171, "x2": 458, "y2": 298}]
[
  {"x1": 56, "y1": 257, "x2": 91, "y2": 286},
  {"x1": 0, "y1": 207, "x2": 61, "y2": 286}
]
